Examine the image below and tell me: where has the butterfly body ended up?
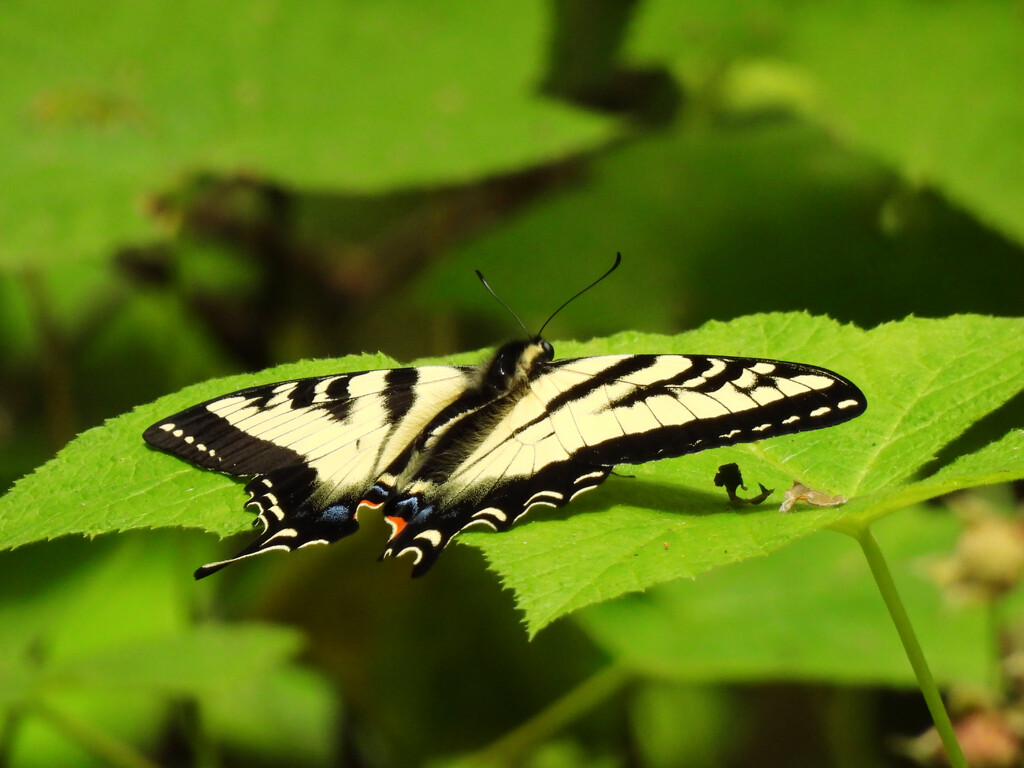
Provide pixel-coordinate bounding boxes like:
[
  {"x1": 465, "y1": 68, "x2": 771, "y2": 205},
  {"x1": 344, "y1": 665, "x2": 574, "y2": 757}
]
[{"x1": 145, "y1": 337, "x2": 866, "y2": 578}]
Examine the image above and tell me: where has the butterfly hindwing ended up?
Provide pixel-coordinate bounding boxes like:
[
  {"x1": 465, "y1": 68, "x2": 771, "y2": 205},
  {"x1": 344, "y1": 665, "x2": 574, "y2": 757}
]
[{"x1": 382, "y1": 462, "x2": 612, "y2": 575}]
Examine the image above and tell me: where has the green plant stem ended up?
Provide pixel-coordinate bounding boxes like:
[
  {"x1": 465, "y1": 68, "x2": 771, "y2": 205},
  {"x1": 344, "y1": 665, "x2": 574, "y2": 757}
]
[
  {"x1": 455, "y1": 662, "x2": 631, "y2": 767},
  {"x1": 30, "y1": 698, "x2": 164, "y2": 768},
  {"x1": 841, "y1": 523, "x2": 966, "y2": 768}
]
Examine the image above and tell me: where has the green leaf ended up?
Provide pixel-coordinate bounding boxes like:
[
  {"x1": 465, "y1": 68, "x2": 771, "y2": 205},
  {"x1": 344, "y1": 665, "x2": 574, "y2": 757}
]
[
  {"x1": 0, "y1": 532, "x2": 309, "y2": 768},
  {"x1": 629, "y1": 683, "x2": 739, "y2": 768},
  {"x1": 54, "y1": 622, "x2": 305, "y2": 694},
  {"x1": 200, "y1": 666, "x2": 340, "y2": 765},
  {"x1": 0, "y1": 353, "x2": 399, "y2": 549},
  {"x1": 0, "y1": 0, "x2": 617, "y2": 269},
  {"x1": 0, "y1": 530, "x2": 313, "y2": 765},
  {"x1": 629, "y1": 0, "x2": 1024, "y2": 244},
  {"x1": 2, "y1": 313, "x2": 1022, "y2": 638},
  {"x1": 577, "y1": 506, "x2": 991, "y2": 688},
  {"x1": 465, "y1": 314, "x2": 1024, "y2": 633},
  {"x1": 0, "y1": 533, "x2": 186, "y2": 671},
  {"x1": 842, "y1": 428, "x2": 1024, "y2": 529}
]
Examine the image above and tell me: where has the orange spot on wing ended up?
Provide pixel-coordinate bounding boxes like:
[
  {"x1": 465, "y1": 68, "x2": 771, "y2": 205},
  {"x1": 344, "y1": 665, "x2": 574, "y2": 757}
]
[{"x1": 385, "y1": 516, "x2": 407, "y2": 540}]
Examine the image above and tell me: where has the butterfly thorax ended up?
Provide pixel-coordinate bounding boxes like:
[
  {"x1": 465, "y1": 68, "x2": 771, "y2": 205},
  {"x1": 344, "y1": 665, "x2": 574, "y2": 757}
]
[
  {"x1": 370, "y1": 339, "x2": 556, "y2": 495},
  {"x1": 482, "y1": 338, "x2": 555, "y2": 396}
]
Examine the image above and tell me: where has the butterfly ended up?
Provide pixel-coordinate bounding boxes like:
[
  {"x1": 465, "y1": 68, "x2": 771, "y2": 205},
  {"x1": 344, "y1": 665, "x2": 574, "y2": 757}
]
[{"x1": 144, "y1": 255, "x2": 866, "y2": 578}]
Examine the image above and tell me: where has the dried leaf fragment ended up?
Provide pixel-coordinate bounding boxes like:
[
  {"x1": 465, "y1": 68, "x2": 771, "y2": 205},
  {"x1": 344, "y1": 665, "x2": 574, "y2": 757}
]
[{"x1": 779, "y1": 482, "x2": 847, "y2": 513}]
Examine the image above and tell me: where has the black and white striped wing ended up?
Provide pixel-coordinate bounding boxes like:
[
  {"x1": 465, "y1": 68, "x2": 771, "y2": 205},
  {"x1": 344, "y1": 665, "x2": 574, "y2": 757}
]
[
  {"x1": 381, "y1": 354, "x2": 866, "y2": 573},
  {"x1": 144, "y1": 365, "x2": 476, "y2": 577}
]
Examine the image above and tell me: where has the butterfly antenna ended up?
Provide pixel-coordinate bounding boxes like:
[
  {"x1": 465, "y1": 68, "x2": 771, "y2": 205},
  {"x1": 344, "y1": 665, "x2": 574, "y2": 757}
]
[
  {"x1": 476, "y1": 269, "x2": 531, "y2": 338},
  {"x1": 536, "y1": 252, "x2": 622, "y2": 338}
]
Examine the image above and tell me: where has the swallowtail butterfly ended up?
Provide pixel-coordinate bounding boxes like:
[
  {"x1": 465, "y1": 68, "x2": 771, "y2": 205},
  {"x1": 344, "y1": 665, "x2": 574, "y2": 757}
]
[{"x1": 144, "y1": 256, "x2": 866, "y2": 578}]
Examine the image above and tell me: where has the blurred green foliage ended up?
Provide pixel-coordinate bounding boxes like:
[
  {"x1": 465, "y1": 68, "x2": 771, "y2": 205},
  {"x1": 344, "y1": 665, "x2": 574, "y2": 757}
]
[{"x1": 1, "y1": 1, "x2": 1023, "y2": 767}]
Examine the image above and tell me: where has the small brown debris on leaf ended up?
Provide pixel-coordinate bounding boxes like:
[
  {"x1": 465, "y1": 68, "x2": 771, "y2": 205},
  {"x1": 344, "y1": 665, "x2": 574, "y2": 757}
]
[{"x1": 779, "y1": 482, "x2": 847, "y2": 513}]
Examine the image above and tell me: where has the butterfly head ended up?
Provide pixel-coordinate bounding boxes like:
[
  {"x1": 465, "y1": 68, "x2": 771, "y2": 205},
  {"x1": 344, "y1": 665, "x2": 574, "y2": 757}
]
[
  {"x1": 484, "y1": 338, "x2": 554, "y2": 395},
  {"x1": 474, "y1": 254, "x2": 620, "y2": 395}
]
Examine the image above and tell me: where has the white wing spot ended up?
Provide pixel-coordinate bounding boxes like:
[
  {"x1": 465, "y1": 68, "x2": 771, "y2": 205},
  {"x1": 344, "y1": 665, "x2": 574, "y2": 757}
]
[
  {"x1": 720, "y1": 429, "x2": 741, "y2": 439},
  {"x1": 415, "y1": 530, "x2": 443, "y2": 548},
  {"x1": 732, "y1": 369, "x2": 759, "y2": 389},
  {"x1": 172, "y1": 429, "x2": 184, "y2": 438},
  {"x1": 462, "y1": 518, "x2": 498, "y2": 532},
  {"x1": 838, "y1": 399, "x2": 860, "y2": 410},
  {"x1": 775, "y1": 378, "x2": 813, "y2": 396},
  {"x1": 523, "y1": 501, "x2": 559, "y2": 516},
  {"x1": 160, "y1": 423, "x2": 175, "y2": 432},
  {"x1": 263, "y1": 528, "x2": 298, "y2": 543},
  {"x1": 682, "y1": 358, "x2": 727, "y2": 388},
  {"x1": 792, "y1": 374, "x2": 835, "y2": 390},
  {"x1": 810, "y1": 406, "x2": 832, "y2": 418},
  {"x1": 575, "y1": 471, "x2": 605, "y2": 484},
  {"x1": 569, "y1": 484, "x2": 600, "y2": 502},
  {"x1": 313, "y1": 376, "x2": 343, "y2": 402},
  {"x1": 184, "y1": 435, "x2": 195, "y2": 444},
  {"x1": 748, "y1": 386, "x2": 784, "y2": 406},
  {"x1": 266, "y1": 383, "x2": 296, "y2": 407},
  {"x1": 782, "y1": 415, "x2": 801, "y2": 425},
  {"x1": 678, "y1": 392, "x2": 731, "y2": 418},
  {"x1": 348, "y1": 370, "x2": 390, "y2": 398},
  {"x1": 474, "y1": 507, "x2": 507, "y2": 523},
  {"x1": 752, "y1": 423, "x2": 773, "y2": 433},
  {"x1": 394, "y1": 546, "x2": 424, "y2": 565},
  {"x1": 526, "y1": 490, "x2": 564, "y2": 505}
]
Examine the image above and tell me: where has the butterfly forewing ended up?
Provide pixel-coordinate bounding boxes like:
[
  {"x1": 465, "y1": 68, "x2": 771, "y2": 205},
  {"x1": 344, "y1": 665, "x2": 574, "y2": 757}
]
[{"x1": 550, "y1": 354, "x2": 866, "y2": 465}]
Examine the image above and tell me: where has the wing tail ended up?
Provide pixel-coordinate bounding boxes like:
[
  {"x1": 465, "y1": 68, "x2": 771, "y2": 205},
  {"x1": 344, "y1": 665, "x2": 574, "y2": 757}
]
[
  {"x1": 194, "y1": 467, "x2": 361, "y2": 580},
  {"x1": 194, "y1": 503, "x2": 361, "y2": 580}
]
